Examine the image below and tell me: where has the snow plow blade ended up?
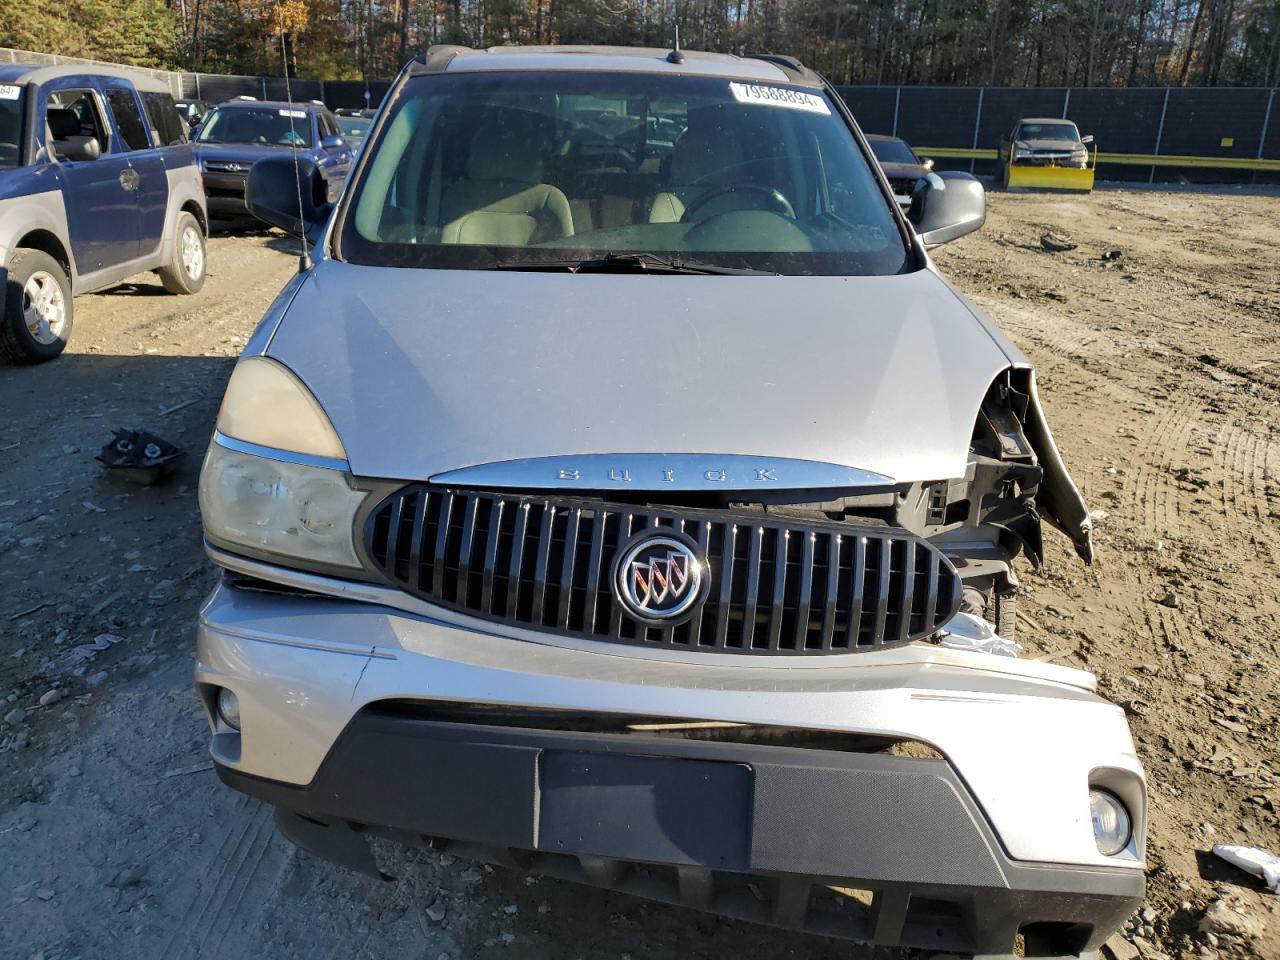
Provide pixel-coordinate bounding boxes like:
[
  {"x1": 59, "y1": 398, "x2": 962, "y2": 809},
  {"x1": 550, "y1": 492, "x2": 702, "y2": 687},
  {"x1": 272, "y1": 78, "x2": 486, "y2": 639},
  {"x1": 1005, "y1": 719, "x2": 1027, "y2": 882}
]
[{"x1": 1006, "y1": 164, "x2": 1095, "y2": 192}]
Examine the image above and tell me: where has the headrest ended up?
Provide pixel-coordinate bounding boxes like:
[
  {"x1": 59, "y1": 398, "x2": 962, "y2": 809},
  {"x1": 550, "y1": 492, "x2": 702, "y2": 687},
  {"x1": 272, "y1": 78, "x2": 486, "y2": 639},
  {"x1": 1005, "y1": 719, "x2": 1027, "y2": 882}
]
[
  {"x1": 466, "y1": 113, "x2": 543, "y2": 183},
  {"x1": 47, "y1": 108, "x2": 82, "y2": 140}
]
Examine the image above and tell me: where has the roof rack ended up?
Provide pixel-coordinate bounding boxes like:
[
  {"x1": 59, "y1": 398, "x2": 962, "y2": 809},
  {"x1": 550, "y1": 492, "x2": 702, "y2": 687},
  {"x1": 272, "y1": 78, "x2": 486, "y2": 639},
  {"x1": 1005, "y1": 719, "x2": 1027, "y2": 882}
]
[
  {"x1": 411, "y1": 45, "x2": 481, "y2": 75},
  {"x1": 746, "y1": 54, "x2": 820, "y2": 84}
]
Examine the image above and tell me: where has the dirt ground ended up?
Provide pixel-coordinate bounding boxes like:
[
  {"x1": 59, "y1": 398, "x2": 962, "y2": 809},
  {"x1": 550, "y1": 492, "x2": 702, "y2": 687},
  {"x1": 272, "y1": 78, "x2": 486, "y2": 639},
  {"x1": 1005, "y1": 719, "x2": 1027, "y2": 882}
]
[{"x1": 0, "y1": 190, "x2": 1278, "y2": 960}]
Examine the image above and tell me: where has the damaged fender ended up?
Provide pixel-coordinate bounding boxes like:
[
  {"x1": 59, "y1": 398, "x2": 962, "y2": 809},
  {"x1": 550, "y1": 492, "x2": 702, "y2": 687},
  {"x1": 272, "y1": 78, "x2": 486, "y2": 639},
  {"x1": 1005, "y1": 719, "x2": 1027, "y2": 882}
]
[{"x1": 1012, "y1": 364, "x2": 1094, "y2": 563}]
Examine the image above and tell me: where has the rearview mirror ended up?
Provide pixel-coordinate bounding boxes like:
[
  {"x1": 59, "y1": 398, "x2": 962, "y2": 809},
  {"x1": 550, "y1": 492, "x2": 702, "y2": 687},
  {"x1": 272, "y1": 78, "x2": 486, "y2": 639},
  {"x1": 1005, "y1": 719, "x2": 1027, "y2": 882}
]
[
  {"x1": 908, "y1": 171, "x2": 986, "y2": 248},
  {"x1": 1080, "y1": 134, "x2": 1095, "y2": 145},
  {"x1": 247, "y1": 155, "x2": 332, "y2": 244}
]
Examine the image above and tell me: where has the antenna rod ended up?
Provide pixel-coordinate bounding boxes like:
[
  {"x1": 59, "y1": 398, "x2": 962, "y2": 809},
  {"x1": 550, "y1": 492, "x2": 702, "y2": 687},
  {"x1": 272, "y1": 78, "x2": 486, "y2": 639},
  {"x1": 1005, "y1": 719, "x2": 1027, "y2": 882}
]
[{"x1": 279, "y1": 27, "x2": 311, "y2": 272}]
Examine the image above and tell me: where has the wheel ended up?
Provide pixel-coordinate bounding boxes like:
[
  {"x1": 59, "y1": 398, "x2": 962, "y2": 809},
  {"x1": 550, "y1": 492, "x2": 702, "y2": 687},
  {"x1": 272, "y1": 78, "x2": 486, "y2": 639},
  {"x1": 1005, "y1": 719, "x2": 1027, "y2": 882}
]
[
  {"x1": 0, "y1": 249, "x2": 73, "y2": 364},
  {"x1": 158, "y1": 211, "x2": 206, "y2": 294}
]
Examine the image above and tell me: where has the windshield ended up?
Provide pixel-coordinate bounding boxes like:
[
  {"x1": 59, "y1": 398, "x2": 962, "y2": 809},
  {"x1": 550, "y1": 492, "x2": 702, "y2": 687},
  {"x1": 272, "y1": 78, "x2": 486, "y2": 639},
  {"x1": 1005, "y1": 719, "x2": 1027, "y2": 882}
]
[
  {"x1": 1017, "y1": 122, "x2": 1079, "y2": 142},
  {"x1": 868, "y1": 138, "x2": 918, "y2": 165},
  {"x1": 0, "y1": 83, "x2": 25, "y2": 167},
  {"x1": 337, "y1": 116, "x2": 369, "y2": 141},
  {"x1": 340, "y1": 72, "x2": 910, "y2": 276},
  {"x1": 197, "y1": 106, "x2": 313, "y2": 147}
]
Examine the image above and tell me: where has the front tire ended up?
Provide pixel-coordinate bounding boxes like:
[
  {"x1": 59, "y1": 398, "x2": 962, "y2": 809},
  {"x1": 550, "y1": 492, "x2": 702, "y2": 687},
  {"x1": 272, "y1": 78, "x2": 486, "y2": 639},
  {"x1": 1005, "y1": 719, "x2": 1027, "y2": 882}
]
[
  {"x1": 0, "y1": 249, "x2": 73, "y2": 364},
  {"x1": 158, "y1": 211, "x2": 206, "y2": 294}
]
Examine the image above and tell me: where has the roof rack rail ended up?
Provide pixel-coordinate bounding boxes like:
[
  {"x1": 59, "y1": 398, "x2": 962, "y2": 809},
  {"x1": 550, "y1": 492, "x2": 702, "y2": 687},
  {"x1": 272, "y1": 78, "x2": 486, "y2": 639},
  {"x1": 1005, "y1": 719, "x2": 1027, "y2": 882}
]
[
  {"x1": 412, "y1": 45, "x2": 481, "y2": 75},
  {"x1": 746, "y1": 54, "x2": 819, "y2": 84}
]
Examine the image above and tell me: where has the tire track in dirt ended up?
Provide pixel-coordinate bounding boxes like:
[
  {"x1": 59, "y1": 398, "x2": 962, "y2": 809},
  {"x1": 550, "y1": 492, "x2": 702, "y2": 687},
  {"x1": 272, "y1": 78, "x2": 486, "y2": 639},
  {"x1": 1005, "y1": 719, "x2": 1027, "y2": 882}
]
[
  {"x1": 1122, "y1": 392, "x2": 1200, "y2": 537},
  {"x1": 1215, "y1": 419, "x2": 1280, "y2": 565},
  {"x1": 156, "y1": 797, "x2": 276, "y2": 959}
]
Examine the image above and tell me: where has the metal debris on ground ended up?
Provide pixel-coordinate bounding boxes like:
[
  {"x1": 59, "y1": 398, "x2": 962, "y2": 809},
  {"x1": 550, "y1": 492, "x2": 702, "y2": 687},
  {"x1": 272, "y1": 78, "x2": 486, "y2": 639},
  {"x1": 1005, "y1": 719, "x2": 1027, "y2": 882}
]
[
  {"x1": 1040, "y1": 231, "x2": 1078, "y2": 252},
  {"x1": 1213, "y1": 843, "x2": 1280, "y2": 893},
  {"x1": 1102, "y1": 249, "x2": 1123, "y2": 261},
  {"x1": 96, "y1": 428, "x2": 184, "y2": 485},
  {"x1": 61, "y1": 633, "x2": 125, "y2": 669}
]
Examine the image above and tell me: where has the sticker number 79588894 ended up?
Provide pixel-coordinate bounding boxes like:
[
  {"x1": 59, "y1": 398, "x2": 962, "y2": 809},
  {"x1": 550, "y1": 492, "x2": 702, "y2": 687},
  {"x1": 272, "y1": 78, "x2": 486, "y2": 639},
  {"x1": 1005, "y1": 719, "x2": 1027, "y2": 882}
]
[{"x1": 728, "y1": 82, "x2": 830, "y2": 115}]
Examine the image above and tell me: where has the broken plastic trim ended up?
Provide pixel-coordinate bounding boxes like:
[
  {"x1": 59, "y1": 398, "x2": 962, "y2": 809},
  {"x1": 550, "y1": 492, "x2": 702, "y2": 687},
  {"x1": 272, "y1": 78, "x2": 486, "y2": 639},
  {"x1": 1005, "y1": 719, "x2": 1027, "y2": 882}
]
[
  {"x1": 1011, "y1": 366, "x2": 1095, "y2": 564},
  {"x1": 938, "y1": 611, "x2": 1024, "y2": 657}
]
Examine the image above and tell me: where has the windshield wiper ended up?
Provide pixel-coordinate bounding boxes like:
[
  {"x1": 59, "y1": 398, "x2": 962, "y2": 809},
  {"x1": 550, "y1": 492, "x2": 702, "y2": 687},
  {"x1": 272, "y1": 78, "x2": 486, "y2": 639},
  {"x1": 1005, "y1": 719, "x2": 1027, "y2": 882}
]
[{"x1": 492, "y1": 252, "x2": 777, "y2": 276}]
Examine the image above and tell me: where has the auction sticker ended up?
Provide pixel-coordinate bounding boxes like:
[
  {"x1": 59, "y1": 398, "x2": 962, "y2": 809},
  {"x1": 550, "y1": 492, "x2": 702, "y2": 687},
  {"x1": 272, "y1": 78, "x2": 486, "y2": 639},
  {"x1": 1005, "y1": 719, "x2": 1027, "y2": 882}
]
[
  {"x1": 278, "y1": 108, "x2": 306, "y2": 118},
  {"x1": 0, "y1": 84, "x2": 22, "y2": 101},
  {"x1": 729, "y1": 82, "x2": 829, "y2": 115}
]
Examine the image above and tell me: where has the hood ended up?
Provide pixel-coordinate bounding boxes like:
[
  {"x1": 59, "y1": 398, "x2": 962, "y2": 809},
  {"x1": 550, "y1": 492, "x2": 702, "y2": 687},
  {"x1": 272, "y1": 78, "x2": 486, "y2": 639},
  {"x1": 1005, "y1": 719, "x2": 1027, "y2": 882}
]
[
  {"x1": 195, "y1": 142, "x2": 299, "y2": 165},
  {"x1": 878, "y1": 161, "x2": 930, "y2": 180},
  {"x1": 1016, "y1": 139, "x2": 1082, "y2": 153},
  {"x1": 263, "y1": 262, "x2": 1015, "y2": 485}
]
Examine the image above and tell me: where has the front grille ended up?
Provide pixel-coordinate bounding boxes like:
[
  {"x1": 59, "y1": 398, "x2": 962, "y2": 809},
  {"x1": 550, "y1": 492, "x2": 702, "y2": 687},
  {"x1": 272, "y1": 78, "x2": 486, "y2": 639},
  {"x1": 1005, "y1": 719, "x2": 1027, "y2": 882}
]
[{"x1": 363, "y1": 486, "x2": 961, "y2": 656}]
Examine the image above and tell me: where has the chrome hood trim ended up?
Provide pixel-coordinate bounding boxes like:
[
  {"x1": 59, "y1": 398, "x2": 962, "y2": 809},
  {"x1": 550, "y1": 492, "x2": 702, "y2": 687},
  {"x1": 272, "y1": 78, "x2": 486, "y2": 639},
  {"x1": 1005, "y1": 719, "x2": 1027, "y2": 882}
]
[
  {"x1": 265, "y1": 262, "x2": 1015, "y2": 483},
  {"x1": 431, "y1": 453, "x2": 894, "y2": 491}
]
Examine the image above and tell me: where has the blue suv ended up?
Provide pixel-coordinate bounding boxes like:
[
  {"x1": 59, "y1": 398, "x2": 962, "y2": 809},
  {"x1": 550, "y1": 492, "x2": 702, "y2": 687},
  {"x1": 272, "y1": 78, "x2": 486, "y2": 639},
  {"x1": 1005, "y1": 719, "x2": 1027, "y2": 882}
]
[
  {"x1": 193, "y1": 99, "x2": 352, "y2": 220},
  {"x1": 0, "y1": 64, "x2": 208, "y2": 363}
]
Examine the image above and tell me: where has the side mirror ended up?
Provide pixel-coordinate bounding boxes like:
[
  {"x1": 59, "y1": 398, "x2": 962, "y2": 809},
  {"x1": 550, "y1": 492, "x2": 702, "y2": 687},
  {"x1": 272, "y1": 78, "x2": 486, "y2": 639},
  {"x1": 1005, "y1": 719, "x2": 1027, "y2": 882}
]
[
  {"x1": 58, "y1": 137, "x2": 101, "y2": 162},
  {"x1": 320, "y1": 134, "x2": 345, "y2": 150},
  {"x1": 908, "y1": 171, "x2": 986, "y2": 248},
  {"x1": 1080, "y1": 134, "x2": 1095, "y2": 145},
  {"x1": 247, "y1": 154, "x2": 332, "y2": 243},
  {"x1": 920, "y1": 157, "x2": 934, "y2": 170}
]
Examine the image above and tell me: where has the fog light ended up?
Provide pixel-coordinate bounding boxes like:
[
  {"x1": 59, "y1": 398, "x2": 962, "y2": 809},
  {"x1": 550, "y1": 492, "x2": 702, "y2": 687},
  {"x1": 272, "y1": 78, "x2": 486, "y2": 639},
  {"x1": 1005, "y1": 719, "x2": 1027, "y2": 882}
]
[
  {"x1": 1089, "y1": 788, "x2": 1131, "y2": 856},
  {"x1": 217, "y1": 688, "x2": 241, "y2": 730}
]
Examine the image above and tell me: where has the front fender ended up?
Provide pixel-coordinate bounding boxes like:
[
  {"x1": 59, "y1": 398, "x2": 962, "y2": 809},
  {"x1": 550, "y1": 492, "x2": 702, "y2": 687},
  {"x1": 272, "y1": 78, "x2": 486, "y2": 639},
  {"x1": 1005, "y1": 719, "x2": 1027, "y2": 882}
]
[
  {"x1": 1015, "y1": 364, "x2": 1094, "y2": 563},
  {"x1": 0, "y1": 168, "x2": 75, "y2": 280}
]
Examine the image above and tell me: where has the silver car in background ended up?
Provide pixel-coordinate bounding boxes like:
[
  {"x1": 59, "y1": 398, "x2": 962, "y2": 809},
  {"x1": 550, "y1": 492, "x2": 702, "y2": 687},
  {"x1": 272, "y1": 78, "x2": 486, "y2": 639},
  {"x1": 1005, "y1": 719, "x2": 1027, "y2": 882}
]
[{"x1": 196, "y1": 45, "x2": 1144, "y2": 958}]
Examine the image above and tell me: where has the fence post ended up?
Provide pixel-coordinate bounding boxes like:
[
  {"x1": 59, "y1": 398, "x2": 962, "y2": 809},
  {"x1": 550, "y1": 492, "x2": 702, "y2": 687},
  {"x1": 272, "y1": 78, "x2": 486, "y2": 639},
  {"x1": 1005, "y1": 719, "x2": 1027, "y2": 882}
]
[
  {"x1": 1062, "y1": 88, "x2": 1071, "y2": 118},
  {"x1": 320, "y1": 79, "x2": 326, "y2": 107},
  {"x1": 891, "y1": 86, "x2": 901, "y2": 137},
  {"x1": 262, "y1": 77, "x2": 268, "y2": 99},
  {"x1": 1257, "y1": 89, "x2": 1275, "y2": 186},
  {"x1": 194, "y1": 73, "x2": 201, "y2": 99},
  {"x1": 970, "y1": 87, "x2": 985, "y2": 174},
  {"x1": 1151, "y1": 87, "x2": 1170, "y2": 184}
]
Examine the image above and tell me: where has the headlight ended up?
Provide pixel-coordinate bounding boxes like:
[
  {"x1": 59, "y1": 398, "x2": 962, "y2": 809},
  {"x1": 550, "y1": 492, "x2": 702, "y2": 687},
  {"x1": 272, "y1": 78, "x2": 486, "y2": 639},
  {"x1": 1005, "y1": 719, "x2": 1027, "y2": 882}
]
[
  {"x1": 1013, "y1": 147, "x2": 1033, "y2": 159},
  {"x1": 199, "y1": 442, "x2": 365, "y2": 569},
  {"x1": 200, "y1": 356, "x2": 364, "y2": 570},
  {"x1": 1089, "y1": 788, "x2": 1132, "y2": 856}
]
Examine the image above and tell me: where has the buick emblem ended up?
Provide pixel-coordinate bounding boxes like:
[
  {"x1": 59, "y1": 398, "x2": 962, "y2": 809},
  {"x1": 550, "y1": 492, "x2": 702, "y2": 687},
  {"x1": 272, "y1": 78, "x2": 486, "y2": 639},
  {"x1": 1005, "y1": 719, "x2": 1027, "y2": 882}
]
[{"x1": 613, "y1": 533, "x2": 707, "y2": 622}]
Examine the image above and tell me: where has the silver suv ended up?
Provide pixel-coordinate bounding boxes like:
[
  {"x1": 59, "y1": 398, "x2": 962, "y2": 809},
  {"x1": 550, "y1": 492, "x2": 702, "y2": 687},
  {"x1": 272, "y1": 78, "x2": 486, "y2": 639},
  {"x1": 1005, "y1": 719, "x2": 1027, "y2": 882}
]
[{"x1": 196, "y1": 46, "x2": 1144, "y2": 958}]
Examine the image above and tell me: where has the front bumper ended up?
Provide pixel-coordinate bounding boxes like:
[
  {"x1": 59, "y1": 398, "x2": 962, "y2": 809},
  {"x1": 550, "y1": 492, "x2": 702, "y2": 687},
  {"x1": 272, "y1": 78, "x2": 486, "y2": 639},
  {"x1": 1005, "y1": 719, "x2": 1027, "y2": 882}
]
[
  {"x1": 201, "y1": 170, "x2": 249, "y2": 216},
  {"x1": 196, "y1": 568, "x2": 1145, "y2": 955},
  {"x1": 222, "y1": 713, "x2": 1142, "y2": 957}
]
